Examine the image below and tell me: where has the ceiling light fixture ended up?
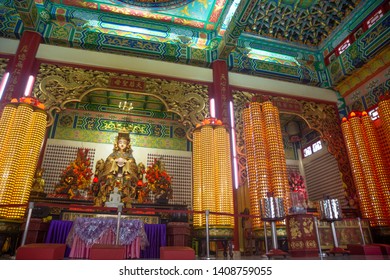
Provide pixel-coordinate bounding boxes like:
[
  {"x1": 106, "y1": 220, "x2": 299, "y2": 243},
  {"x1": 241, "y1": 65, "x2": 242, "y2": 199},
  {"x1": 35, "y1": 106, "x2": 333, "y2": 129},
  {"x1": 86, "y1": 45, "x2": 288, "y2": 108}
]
[{"x1": 119, "y1": 101, "x2": 133, "y2": 111}]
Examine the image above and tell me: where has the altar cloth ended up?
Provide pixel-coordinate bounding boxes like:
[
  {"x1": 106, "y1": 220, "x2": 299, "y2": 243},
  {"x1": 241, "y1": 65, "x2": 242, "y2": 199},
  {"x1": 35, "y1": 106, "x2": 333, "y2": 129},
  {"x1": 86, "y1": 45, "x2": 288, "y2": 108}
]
[
  {"x1": 66, "y1": 217, "x2": 148, "y2": 259},
  {"x1": 45, "y1": 219, "x2": 166, "y2": 259}
]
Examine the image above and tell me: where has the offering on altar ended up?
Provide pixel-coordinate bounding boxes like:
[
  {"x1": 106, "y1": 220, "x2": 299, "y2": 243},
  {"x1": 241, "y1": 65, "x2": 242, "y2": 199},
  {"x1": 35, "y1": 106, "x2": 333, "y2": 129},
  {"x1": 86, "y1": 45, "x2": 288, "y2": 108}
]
[
  {"x1": 289, "y1": 192, "x2": 307, "y2": 214},
  {"x1": 288, "y1": 171, "x2": 308, "y2": 214},
  {"x1": 144, "y1": 158, "x2": 173, "y2": 204},
  {"x1": 53, "y1": 148, "x2": 93, "y2": 199}
]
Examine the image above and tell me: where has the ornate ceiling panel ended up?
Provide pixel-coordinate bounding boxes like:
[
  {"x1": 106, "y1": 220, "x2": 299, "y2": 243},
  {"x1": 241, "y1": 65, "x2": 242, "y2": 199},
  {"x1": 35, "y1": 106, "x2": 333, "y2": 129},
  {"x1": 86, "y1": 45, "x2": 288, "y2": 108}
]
[
  {"x1": 0, "y1": 0, "x2": 386, "y2": 89},
  {"x1": 114, "y1": 0, "x2": 196, "y2": 10},
  {"x1": 245, "y1": 0, "x2": 361, "y2": 47}
]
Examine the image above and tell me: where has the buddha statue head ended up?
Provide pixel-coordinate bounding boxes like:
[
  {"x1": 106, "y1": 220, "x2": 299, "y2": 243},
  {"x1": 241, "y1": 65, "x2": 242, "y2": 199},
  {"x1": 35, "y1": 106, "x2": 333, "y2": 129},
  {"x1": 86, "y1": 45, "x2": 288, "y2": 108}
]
[{"x1": 114, "y1": 128, "x2": 132, "y2": 153}]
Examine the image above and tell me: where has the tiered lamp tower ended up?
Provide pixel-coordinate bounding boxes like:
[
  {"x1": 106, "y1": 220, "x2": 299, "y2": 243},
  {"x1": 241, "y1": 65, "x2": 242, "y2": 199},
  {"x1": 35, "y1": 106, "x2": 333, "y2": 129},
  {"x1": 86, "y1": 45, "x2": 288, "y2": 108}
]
[
  {"x1": 192, "y1": 118, "x2": 235, "y2": 257},
  {"x1": 0, "y1": 98, "x2": 47, "y2": 219},
  {"x1": 242, "y1": 101, "x2": 291, "y2": 244},
  {"x1": 341, "y1": 105, "x2": 390, "y2": 233}
]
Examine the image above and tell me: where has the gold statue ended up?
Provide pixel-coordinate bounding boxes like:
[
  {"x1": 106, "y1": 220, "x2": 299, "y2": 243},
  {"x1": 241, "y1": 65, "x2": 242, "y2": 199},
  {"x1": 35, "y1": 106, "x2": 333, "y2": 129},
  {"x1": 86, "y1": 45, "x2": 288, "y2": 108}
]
[
  {"x1": 102, "y1": 131, "x2": 138, "y2": 183},
  {"x1": 31, "y1": 168, "x2": 46, "y2": 197},
  {"x1": 94, "y1": 130, "x2": 144, "y2": 207}
]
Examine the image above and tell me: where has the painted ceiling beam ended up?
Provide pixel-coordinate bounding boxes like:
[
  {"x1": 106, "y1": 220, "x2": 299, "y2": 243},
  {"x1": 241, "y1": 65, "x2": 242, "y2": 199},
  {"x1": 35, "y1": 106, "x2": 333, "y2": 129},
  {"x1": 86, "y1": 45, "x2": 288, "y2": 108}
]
[
  {"x1": 13, "y1": 0, "x2": 39, "y2": 30},
  {"x1": 217, "y1": 0, "x2": 257, "y2": 60}
]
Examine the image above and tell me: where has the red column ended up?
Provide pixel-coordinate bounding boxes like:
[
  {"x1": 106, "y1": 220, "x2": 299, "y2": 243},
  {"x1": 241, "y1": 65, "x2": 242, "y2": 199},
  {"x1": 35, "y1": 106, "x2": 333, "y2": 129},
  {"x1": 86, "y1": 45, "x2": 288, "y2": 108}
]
[
  {"x1": 3, "y1": 31, "x2": 41, "y2": 101},
  {"x1": 211, "y1": 60, "x2": 240, "y2": 250},
  {"x1": 212, "y1": 60, "x2": 230, "y2": 125}
]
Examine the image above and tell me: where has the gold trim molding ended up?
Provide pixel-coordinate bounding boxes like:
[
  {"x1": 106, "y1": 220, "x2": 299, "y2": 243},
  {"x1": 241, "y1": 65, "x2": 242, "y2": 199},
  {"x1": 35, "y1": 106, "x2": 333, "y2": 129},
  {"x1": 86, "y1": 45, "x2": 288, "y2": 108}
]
[
  {"x1": 32, "y1": 63, "x2": 209, "y2": 140},
  {"x1": 0, "y1": 58, "x2": 8, "y2": 76},
  {"x1": 232, "y1": 90, "x2": 357, "y2": 206}
]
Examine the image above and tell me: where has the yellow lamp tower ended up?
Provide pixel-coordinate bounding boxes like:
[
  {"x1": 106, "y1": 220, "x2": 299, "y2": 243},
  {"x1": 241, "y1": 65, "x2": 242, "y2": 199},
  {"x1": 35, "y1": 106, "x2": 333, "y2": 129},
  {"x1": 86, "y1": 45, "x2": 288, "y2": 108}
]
[
  {"x1": 0, "y1": 98, "x2": 47, "y2": 219},
  {"x1": 192, "y1": 118, "x2": 235, "y2": 248},
  {"x1": 242, "y1": 101, "x2": 291, "y2": 233},
  {"x1": 341, "y1": 104, "x2": 390, "y2": 229}
]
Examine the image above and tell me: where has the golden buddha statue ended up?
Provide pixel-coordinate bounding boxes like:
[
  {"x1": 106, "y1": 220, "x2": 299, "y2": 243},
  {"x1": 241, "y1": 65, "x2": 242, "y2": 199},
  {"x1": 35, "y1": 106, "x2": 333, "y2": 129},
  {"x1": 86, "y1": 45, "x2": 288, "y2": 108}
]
[
  {"x1": 94, "y1": 129, "x2": 143, "y2": 207},
  {"x1": 30, "y1": 168, "x2": 47, "y2": 197}
]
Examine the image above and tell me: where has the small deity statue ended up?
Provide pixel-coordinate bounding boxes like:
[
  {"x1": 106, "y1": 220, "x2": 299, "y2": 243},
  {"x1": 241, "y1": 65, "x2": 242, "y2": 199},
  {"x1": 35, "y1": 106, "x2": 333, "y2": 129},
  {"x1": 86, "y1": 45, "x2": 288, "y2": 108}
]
[
  {"x1": 105, "y1": 187, "x2": 124, "y2": 208},
  {"x1": 31, "y1": 168, "x2": 46, "y2": 197},
  {"x1": 32, "y1": 168, "x2": 45, "y2": 192},
  {"x1": 94, "y1": 129, "x2": 144, "y2": 207}
]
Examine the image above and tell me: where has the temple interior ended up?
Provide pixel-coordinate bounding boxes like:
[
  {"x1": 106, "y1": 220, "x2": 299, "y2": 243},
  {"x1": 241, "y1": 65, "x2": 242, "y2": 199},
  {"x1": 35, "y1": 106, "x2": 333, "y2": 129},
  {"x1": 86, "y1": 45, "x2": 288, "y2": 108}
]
[{"x1": 0, "y1": 0, "x2": 389, "y2": 260}]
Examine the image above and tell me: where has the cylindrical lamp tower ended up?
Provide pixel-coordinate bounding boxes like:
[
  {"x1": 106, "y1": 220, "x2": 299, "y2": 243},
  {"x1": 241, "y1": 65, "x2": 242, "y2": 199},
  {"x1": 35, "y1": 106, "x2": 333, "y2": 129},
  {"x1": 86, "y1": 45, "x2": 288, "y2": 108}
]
[
  {"x1": 242, "y1": 101, "x2": 291, "y2": 233},
  {"x1": 378, "y1": 96, "x2": 390, "y2": 153},
  {"x1": 341, "y1": 119, "x2": 373, "y2": 221},
  {"x1": 192, "y1": 118, "x2": 234, "y2": 239},
  {"x1": 0, "y1": 98, "x2": 47, "y2": 219},
  {"x1": 341, "y1": 112, "x2": 390, "y2": 228},
  {"x1": 242, "y1": 103, "x2": 268, "y2": 229}
]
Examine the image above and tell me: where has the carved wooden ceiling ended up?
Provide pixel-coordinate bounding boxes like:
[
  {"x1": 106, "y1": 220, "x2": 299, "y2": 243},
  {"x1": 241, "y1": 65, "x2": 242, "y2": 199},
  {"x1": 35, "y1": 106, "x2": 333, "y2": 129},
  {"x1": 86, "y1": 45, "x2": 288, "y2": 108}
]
[
  {"x1": 0, "y1": 0, "x2": 386, "y2": 89},
  {"x1": 246, "y1": 0, "x2": 360, "y2": 47}
]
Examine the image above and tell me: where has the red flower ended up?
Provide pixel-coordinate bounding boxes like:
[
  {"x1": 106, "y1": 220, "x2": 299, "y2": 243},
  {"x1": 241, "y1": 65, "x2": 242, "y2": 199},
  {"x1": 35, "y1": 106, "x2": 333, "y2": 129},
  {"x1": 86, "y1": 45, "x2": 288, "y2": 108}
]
[
  {"x1": 288, "y1": 171, "x2": 307, "y2": 200},
  {"x1": 144, "y1": 159, "x2": 173, "y2": 199}
]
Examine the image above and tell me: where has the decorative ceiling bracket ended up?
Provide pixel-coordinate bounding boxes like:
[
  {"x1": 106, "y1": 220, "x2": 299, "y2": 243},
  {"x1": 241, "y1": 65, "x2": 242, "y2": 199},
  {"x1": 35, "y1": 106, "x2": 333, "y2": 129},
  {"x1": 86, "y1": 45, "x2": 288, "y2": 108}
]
[
  {"x1": 217, "y1": 0, "x2": 258, "y2": 60},
  {"x1": 13, "y1": 0, "x2": 39, "y2": 30}
]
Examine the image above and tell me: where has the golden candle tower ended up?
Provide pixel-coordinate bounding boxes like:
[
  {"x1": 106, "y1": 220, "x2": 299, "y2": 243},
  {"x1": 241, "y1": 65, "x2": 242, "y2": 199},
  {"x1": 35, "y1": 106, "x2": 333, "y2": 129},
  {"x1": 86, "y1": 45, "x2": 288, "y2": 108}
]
[
  {"x1": 192, "y1": 118, "x2": 235, "y2": 240},
  {"x1": 0, "y1": 98, "x2": 47, "y2": 219},
  {"x1": 341, "y1": 110, "x2": 390, "y2": 228},
  {"x1": 242, "y1": 101, "x2": 291, "y2": 232}
]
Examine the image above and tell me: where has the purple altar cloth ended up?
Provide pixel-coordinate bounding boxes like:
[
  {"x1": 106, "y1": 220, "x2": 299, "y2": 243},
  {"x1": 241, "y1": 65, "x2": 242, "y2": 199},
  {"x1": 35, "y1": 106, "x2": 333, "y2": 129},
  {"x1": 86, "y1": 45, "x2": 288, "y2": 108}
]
[
  {"x1": 66, "y1": 218, "x2": 148, "y2": 248},
  {"x1": 45, "y1": 220, "x2": 73, "y2": 257},
  {"x1": 44, "y1": 219, "x2": 166, "y2": 259},
  {"x1": 141, "y1": 224, "x2": 166, "y2": 259}
]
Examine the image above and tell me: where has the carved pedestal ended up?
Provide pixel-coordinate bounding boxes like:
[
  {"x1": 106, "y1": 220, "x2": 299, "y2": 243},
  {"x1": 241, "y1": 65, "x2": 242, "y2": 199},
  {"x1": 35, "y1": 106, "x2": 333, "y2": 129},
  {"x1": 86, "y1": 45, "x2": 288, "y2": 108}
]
[{"x1": 286, "y1": 214, "x2": 319, "y2": 257}]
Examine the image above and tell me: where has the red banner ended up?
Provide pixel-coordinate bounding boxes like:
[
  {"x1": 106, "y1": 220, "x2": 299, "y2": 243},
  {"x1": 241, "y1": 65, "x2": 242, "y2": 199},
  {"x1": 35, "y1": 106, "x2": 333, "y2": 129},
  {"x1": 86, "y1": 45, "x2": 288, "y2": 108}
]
[
  {"x1": 273, "y1": 100, "x2": 302, "y2": 113},
  {"x1": 108, "y1": 77, "x2": 145, "y2": 91}
]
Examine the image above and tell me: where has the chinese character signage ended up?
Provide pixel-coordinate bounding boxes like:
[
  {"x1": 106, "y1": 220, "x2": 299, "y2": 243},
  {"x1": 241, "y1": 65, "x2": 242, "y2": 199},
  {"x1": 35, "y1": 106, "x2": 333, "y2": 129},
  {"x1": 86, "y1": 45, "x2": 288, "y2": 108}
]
[{"x1": 108, "y1": 77, "x2": 145, "y2": 91}]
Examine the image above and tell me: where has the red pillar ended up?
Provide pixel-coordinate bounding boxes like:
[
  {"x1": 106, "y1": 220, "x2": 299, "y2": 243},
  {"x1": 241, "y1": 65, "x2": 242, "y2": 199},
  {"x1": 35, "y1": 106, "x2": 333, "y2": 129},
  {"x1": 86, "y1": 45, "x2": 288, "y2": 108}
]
[
  {"x1": 211, "y1": 60, "x2": 239, "y2": 251},
  {"x1": 211, "y1": 60, "x2": 230, "y2": 124},
  {"x1": 3, "y1": 31, "x2": 41, "y2": 101}
]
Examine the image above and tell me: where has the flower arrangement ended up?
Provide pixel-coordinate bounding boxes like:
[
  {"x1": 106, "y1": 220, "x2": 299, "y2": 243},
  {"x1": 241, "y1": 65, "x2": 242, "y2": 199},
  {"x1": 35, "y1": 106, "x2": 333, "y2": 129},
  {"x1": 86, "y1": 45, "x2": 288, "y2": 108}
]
[
  {"x1": 55, "y1": 148, "x2": 93, "y2": 199},
  {"x1": 144, "y1": 158, "x2": 173, "y2": 202},
  {"x1": 288, "y1": 171, "x2": 308, "y2": 213},
  {"x1": 288, "y1": 171, "x2": 308, "y2": 200}
]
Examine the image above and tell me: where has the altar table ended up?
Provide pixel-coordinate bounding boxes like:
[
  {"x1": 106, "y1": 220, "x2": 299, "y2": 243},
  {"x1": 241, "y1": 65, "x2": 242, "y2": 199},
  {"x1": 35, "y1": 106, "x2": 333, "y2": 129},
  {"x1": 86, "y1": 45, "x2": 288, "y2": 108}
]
[
  {"x1": 45, "y1": 219, "x2": 166, "y2": 259},
  {"x1": 66, "y1": 217, "x2": 147, "y2": 259}
]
